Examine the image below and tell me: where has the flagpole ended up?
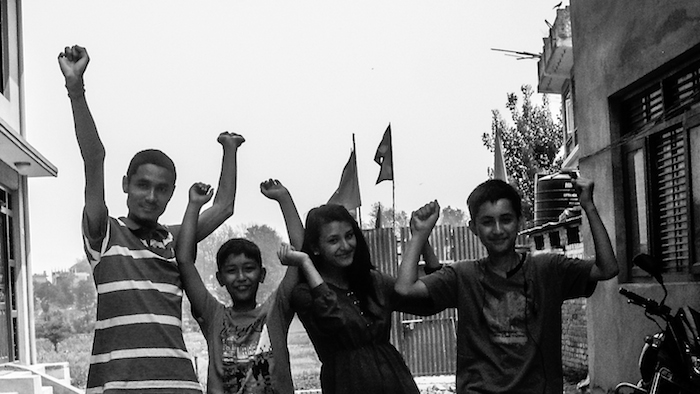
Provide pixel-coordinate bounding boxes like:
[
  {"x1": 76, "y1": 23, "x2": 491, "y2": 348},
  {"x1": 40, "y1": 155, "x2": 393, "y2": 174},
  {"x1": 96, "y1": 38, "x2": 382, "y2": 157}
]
[
  {"x1": 390, "y1": 123, "x2": 396, "y2": 233},
  {"x1": 353, "y1": 133, "x2": 362, "y2": 228},
  {"x1": 392, "y1": 178, "x2": 396, "y2": 233}
]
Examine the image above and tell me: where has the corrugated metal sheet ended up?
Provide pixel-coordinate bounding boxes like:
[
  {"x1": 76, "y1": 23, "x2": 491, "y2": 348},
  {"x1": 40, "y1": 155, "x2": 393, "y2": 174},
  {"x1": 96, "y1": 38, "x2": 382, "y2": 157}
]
[{"x1": 363, "y1": 227, "x2": 398, "y2": 276}]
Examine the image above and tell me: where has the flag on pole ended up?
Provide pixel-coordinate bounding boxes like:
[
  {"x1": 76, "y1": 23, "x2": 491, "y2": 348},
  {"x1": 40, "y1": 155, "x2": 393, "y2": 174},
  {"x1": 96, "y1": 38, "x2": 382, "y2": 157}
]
[
  {"x1": 328, "y1": 150, "x2": 361, "y2": 210},
  {"x1": 494, "y1": 127, "x2": 508, "y2": 181},
  {"x1": 374, "y1": 124, "x2": 393, "y2": 184},
  {"x1": 375, "y1": 203, "x2": 382, "y2": 229}
]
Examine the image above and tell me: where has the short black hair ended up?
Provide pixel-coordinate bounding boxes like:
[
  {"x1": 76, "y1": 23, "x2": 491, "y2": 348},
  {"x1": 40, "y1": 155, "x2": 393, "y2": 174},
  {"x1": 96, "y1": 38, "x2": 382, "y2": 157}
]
[
  {"x1": 126, "y1": 149, "x2": 176, "y2": 182},
  {"x1": 216, "y1": 238, "x2": 263, "y2": 270},
  {"x1": 467, "y1": 179, "x2": 522, "y2": 220}
]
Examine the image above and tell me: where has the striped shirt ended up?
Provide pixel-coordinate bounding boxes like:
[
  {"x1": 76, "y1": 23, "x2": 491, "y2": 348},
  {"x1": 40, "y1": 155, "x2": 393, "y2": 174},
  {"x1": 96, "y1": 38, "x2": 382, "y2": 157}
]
[{"x1": 83, "y1": 215, "x2": 202, "y2": 394}]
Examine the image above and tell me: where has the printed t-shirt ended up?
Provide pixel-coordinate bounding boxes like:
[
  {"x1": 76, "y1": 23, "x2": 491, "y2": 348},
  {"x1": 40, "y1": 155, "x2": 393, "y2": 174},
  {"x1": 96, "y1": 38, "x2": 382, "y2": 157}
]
[
  {"x1": 195, "y1": 291, "x2": 275, "y2": 394},
  {"x1": 421, "y1": 253, "x2": 595, "y2": 394}
]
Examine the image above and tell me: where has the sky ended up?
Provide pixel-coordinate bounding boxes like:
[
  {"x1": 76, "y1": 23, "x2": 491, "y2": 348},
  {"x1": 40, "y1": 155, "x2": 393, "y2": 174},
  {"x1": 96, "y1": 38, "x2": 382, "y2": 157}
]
[{"x1": 21, "y1": 1, "x2": 566, "y2": 274}]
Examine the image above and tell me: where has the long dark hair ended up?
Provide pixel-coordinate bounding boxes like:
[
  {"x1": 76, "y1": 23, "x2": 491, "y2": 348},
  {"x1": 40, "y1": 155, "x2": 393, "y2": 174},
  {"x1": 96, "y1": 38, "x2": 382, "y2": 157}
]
[{"x1": 301, "y1": 204, "x2": 379, "y2": 315}]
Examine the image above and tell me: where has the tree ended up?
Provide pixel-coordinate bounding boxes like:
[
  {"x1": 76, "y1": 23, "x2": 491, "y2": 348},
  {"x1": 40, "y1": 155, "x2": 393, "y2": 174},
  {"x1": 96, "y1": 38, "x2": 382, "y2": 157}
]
[
  {"x1": 482, "y1": 85, "x2": 563, "y2": 221},
  {"x1": 196, "y1": 224, "x2": 241, "y2": 296},
  {"x1": 35, "y1": 310, "x2": 72, "y2": 351},
  {"x1": 438, "y1": 206, "x2": 468, "y2": 226},
  {"x1": 74, "y1": 278, "x2": 96, "y2": 313},
  {"x1": 53, "y1": 275, "x2": 75, "y2": 308},
  {"x1": 34, "y1": 281, "x2": 59, "y2": 313},
  {"x1": 244, "y1": 224, "x2": 287, "y2": 302},
  {"x1": 366, "y1": 202, "x2": 409, "y2": 229}
]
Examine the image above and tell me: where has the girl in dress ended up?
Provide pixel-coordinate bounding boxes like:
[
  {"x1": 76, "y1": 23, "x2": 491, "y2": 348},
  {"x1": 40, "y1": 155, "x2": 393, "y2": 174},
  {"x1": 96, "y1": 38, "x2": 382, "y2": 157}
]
[{"x1": 277, "y1": 204, "x2": 430, "y2": 394}]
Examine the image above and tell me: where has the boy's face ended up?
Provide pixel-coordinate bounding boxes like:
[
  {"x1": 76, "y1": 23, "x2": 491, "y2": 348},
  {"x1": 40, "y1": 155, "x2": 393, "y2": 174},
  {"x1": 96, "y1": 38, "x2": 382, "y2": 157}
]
[
  {"x1": 122, "y1": 163, "x2": 175, "y2": 224},
  {"x1": 216, "y1": 253, "x2": 266, "y2": 308},
  {"x1": 469, "y1": 198, "x2": 521, "y2": 257}
]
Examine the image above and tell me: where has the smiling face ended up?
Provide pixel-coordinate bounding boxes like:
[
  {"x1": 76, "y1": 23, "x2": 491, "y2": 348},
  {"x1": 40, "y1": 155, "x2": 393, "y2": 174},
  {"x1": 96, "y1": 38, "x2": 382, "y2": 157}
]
[
  {"x1": 469, "y1": 198, "x2": 521, "y2": 257},
  {"x1": 315, "y1": 220, "x2": 357, "y2": 270},
  {"x1": 122, "y1": 163, "x2": 176, "y2": 225},
  {"x1": 216, "y1": 253, "x2": 266, "y2": 310}
]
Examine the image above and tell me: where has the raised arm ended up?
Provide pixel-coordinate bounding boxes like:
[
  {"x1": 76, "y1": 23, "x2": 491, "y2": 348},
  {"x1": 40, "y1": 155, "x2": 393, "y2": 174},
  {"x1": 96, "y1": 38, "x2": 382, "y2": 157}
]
[
  {"x1": 395, "y1": 200, "x2": 440, "y2": 300},
  {"x1": 277, "y1": 244, "x2": 323, "y2": 289},
  {"x1": 176, "y1": 183, "x2": 214, "y2": 316},
  {"x1": 174, "y1": 132, "x2": 245, "y2": 241},
  {"x1": 574, "y1": 177, "x2": 619, "y2": 281},
  {"x1": 59, "y1": 45, "x2": 107, "y2": 239},
  {"x1": 422, "y1": 240, "x2": 442, "y2": 274},
  {"x1": 260, "y1": 179, "x2": 304, "y2": 249}
]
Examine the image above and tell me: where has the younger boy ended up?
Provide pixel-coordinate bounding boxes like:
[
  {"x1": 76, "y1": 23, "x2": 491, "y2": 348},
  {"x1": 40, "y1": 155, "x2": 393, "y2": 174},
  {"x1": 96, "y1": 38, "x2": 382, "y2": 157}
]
[
  {"x1": 396, "y1": 177, "x2": 618, "y2": 394},
  {"x1": 178, "y1": 180, "x2": 303, "y2": 394}
]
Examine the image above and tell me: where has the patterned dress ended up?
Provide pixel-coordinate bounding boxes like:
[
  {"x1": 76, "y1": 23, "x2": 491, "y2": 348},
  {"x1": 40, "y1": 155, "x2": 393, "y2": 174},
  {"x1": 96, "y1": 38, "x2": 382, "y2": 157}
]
[{"x1": 292, "y1": 270, "x2": 420, "y2": 394}]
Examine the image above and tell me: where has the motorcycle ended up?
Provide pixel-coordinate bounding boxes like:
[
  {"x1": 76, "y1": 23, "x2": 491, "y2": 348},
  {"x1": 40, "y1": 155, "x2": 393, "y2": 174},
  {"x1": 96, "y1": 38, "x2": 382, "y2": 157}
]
[{"x1": 614, "y1": 254, "x2": 700, "y2": 394}]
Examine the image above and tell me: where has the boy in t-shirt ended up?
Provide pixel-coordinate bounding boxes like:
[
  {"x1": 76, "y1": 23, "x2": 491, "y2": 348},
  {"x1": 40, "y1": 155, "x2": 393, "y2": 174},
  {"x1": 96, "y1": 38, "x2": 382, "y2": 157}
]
[
  {"x1": 396, "y1": 177, "x2": 619, "y2": 394},
  {"x1": 177, "y1": 180, "x2": 302, "y2": 394}
]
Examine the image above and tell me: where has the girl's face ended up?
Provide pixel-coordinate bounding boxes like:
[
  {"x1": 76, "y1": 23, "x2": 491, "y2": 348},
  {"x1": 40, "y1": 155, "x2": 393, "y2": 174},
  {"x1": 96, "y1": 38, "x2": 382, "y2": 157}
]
[{"x1": 315, "y1": 220, "x2": 356, "y2": 269}]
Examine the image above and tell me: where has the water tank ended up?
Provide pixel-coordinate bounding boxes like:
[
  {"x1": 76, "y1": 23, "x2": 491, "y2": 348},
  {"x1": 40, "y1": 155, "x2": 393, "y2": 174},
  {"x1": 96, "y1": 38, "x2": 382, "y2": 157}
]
[{"x1": 534, "y1": 173, "x2": 579, "y2": 226}]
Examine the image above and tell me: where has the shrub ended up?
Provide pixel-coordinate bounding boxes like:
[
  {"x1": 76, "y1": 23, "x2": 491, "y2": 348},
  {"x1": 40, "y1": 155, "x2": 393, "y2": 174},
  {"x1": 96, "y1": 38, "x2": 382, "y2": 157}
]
[{"x1": 36, "y1": 333, "x2": 92, "y2": 389}]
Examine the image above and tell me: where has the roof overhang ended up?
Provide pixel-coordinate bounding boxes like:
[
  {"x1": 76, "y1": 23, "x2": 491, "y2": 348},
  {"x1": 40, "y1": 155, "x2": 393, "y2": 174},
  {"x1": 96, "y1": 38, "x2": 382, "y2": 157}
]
[{"x1": 0, "y1": 129, "x2": 57, "y2": 177}]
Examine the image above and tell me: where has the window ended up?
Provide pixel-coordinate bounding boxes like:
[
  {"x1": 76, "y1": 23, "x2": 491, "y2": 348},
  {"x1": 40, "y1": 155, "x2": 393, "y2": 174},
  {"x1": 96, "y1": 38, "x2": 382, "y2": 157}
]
[
  {"x1": 0, "y1": 186, "x2": 14, "y2": 362},
  {"x1": 566, "y1": 226, "x2": 580, "y2": 245},
  {"x1": 0, "y1": 0, "x2": 7, "y2": 95},
  {"x1": 534, "y1": 235, "x2": 545, "y2": 250},
  {"x1": 564, "y1": 86, "x2": 577, "y2": 156},
  {"x1": 549, "y1": 231, "x2": 561, "y2": 249},
  {"x1": 620, "y1": 56, "x2": 700, "y2": 282}
]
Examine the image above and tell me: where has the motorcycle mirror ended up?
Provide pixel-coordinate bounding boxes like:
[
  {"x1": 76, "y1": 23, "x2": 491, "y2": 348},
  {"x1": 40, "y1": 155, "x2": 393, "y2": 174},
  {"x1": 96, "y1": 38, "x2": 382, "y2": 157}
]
[{"x1": 632, "y1": 253, "x2": 665, "y2": 285}]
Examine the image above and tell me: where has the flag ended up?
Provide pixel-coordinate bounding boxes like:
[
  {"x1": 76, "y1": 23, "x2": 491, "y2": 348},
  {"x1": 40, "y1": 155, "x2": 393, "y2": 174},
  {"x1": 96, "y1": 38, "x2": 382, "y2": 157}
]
[
  {"x1": 375, "y1": 203, "x2": 382, "y2": 229},
  {"x1": 374, "y1": 124, "x2": 393, "y2": 184},
  {"x1": 328, "y1": 150, "x2": 361, "y2": 210},
  {"x1": 494, "y1": 127, "x2": 508, "y2": 181}
]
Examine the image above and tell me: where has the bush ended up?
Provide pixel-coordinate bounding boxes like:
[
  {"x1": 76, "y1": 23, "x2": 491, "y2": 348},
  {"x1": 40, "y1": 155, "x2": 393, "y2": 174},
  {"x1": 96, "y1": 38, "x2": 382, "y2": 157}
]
[
  {"x1": 35, "y1": 310, "x2": 72, "y2": 351},
  {"x1": 36, "y1": 333, "x2": 92, "y2": 389},
  {"x1": 71, "y1": 312, "x2": 95, "y2": 334}
]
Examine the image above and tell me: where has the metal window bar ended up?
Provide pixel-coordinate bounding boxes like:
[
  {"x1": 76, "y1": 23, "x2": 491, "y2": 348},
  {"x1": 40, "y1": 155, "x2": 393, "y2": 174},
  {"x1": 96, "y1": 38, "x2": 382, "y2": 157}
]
[
  {"x1": 623, "y1": 85, "x2": 664, "y2": 135},
  {"x1": 653, "y1": 126, "x2": 690, "y2": 273},
  {"x1": 665, "y1": 61, "x2": 700, "y2": 113}
]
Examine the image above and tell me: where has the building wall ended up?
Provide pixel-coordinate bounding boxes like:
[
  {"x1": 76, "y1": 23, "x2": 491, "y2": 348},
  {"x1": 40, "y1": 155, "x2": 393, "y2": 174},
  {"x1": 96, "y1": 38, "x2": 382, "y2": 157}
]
[
  {"x1": 570, "y1": 1, "x2": 700, "y2": 391},
  {"x1": 0, "y1": 0, "x2": 58, "y2": 366}
]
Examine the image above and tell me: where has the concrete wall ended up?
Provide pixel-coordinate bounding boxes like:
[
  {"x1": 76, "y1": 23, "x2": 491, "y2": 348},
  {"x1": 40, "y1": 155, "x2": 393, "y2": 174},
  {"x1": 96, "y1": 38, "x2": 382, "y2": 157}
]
[{"x1": 570, "y1": 0, "x2": 700, "y2": 391}]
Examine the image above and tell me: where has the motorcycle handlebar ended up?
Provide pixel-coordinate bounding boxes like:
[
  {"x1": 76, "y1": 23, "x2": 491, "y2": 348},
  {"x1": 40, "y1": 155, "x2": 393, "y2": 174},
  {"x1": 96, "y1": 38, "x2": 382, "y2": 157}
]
[
  {"x1": 619, "y1": 287, "x2": 651, "y2": 306},
  {"x1": 618, "y1": 287, "x2": 671, "y2": 317}
]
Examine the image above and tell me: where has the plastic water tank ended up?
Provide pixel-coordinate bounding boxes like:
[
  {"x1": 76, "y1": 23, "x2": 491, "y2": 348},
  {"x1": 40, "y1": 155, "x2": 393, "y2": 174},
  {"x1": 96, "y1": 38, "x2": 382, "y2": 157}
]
[{"x1": 534, "y1": 172, "x2": 579, "y2": 226}]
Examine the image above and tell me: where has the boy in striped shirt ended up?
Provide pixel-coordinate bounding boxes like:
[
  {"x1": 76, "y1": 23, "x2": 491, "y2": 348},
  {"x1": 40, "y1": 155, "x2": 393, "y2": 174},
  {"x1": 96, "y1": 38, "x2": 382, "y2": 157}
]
[{"x1": 59, "y1": 45, "x2": 243, "y2": 394}]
